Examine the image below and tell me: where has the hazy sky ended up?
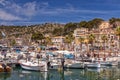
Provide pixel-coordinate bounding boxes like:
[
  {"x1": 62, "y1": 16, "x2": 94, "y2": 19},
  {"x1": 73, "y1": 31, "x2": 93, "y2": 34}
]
[{"x1": 0, "y1": 0, "x2": 120, "y2": 25}]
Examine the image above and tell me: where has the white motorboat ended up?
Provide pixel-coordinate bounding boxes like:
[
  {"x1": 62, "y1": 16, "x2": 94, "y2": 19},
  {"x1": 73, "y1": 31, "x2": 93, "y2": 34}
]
[
  {"x1": 20, "y1": 61, "x2": 48, "y2": 71},
  {"x1": 85, "y1": 62, "x2": 101, "y2": 68},
  {"x1": 48, "y1": 62, "x2": 60, "y2": 70},
  {"x1": 100, "y1": 61, "x2": 118, "y2": 66},
  {"x1": 96, "y1": 57, "x2": 118, "y2": 66},
  {"x1": 64, "y1": 60, "x2": 85, "y2": 69}
]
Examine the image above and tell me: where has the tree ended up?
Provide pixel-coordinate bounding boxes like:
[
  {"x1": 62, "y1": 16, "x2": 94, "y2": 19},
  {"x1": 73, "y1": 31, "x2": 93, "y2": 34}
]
[
  {"x1": 86, "y1": 21, "x2": 94, "y2": 30},
  {"x1": 92, "y1": 18, "x2": 104, "y2": 28},
  {"x1": 109, "y1": 17, "x2": 117, "y2": 24},
  {"x1": 31, "y1": 32, "x2": 45, "y2": 42},
  {"x1": 88, "y1": 34, "x2": 95, "y2": 51},
  {"x1": 101, "y1": 35, "x2": 108, "y2": 47},
  {"x1": 79, "y1": 21, "x2": 87, "y2": 28},
  {"x1": 115, "y1": 26, "x2": 120, "y2": 49},
  {"x1": 86, "y1": 18, "x2": 104, "y2": 30},
  {"x1": 109, "y1": 17, "x2": 120, "y2": 28},
  {"x1": 45, "y1": 37, "x2": 52, "y2": 45},
  {"x1": 64, "y1": 33, "x2": 74, "y2": 44},
  {"x1": 64, "y1": 22, "x2": 78, "y2": 35},
  {"x1": 10, "y1": 39, "x2": 16, "y2": 46},
  {"x1": 52, "y1": 28, "x2": 63, "y2": 36},
  {"x1": 78, "y1": 37, "x2": 84, "y2": 50},
  {"x1": 101, "y1": 35, "x2": 108, "y2": 57}
]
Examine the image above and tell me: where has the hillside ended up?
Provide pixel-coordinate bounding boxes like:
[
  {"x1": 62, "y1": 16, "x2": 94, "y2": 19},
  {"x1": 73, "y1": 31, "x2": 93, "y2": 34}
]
[{"x1": 0, "y1": 23, "x2": 65, "y2": 39}]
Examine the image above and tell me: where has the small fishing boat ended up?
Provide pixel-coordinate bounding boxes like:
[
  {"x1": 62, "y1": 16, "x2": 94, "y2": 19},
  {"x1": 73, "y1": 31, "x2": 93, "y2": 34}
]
[{"x1": 20, "y1": 61, "x2": 48, "y2": 71}]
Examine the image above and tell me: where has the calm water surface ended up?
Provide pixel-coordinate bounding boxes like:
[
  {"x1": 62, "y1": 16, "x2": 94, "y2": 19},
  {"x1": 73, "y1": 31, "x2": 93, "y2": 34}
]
[{"x1": 1, "y1": 66, "x2": 120, "y2": 80}]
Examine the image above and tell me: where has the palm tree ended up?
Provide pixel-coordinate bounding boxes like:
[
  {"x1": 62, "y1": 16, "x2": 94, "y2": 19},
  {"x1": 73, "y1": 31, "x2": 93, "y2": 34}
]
[
  {"x1": 88, "y1": 34, "x2": 95, "y2": 51},
  {"x1": 101, "y1": 35, "x2": 108, "y2": 48},
  {"x1": 78, "y1": 37, "x2": 84, "y2": 51},
  {"x1": 64, "y1": 35, "x2": 71, "y2": 44},
  {"x1": 64, "y1": 33, "x2": 74, "y2": 51},
  {"x1": 64, "y1": 35, "x2": 71, "y2": 50},
  {"x1": 101, "y1": 35, "x2": 108, "y2": 57},
  {"x1": 45, "y1": 37, "x2": 51, "y2": 46},
  {"x1": 64, "y1": 33, "x2": 74, "y2": 44},
  {"x1": 115, "y1": 26, "x2": 120, "y2": 49}
]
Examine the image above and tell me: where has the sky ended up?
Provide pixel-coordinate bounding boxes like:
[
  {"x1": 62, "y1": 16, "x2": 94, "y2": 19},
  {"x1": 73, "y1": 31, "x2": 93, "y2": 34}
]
[{"x1": 0, "y1": 0, "x2": 120, "y2": 25}]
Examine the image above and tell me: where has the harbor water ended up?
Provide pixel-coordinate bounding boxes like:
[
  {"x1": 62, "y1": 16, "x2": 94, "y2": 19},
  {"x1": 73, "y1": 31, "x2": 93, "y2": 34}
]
[{"x1": 1, "y1": 66, "x2": 120, "y2": 80}]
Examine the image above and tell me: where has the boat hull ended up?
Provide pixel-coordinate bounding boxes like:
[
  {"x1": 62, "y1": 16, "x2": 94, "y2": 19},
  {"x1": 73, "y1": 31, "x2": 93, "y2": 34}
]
[
  {"x1": 21, "y1": 64, "x2": 45, "y2": 71},
  {"x1": 86, "y1": 62, "x2": 101, "y2": 68},
  {"x1": 101, "y1": 61, "x2": 118, "y2": 66},
  {"x1": 20, "y1": 61, "x2": 47, "y2": 71},
  {"x1": 48, "y1": 64, "x2": 60, "y2": 70},
  {"x1": 64, "y1": 62, "x2": 85, "y2": 69}
]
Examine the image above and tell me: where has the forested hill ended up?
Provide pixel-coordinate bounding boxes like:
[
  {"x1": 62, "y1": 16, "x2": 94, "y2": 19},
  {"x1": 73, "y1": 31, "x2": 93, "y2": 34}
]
[
  {"x1": 0, "y1": 23, "x2": 65, "y2": 39},
  {"x1": 0, "y1": 18, "x2": 120, "y2": 40}
]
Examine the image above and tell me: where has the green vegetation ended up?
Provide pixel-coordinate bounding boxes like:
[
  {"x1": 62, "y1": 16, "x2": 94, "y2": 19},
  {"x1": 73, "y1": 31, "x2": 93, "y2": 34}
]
[
  {"x1": 115, "y1": 26, "x2": 120, "y2": 48},
  {"x1": 52, "y1": 27, "x2": 64, "y2": 36},
  {"x1": 88, "y1": 34, "x2": 95, "y2": 50},
  {"x1": 109, "y1": 17, "x2": 120, "y2": 28},
  {"x1": 64, "y1": 33, "x2": 74, "y2": 44},
  {"x1": 0, "y1": 18, "x2": 120, "y2": 44},
  {"x1": 45, "y1": 37, "x2": 52, "y2": 45},
  {"x1": 31, "y1": 32, "x2": 44, "y2": 41},
  {"x1": 78, "y1": 37, "x2": 85, "y2": 50},
  {"x1": 63, "y1": 22, "x2": 78, "y2": 35},
  {"x1": 10, "y1": 39, "x2": 16, "y2": 46}
]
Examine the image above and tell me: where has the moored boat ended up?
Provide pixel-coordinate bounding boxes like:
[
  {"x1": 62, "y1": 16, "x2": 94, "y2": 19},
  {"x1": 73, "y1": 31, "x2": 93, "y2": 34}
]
[
  {"x1": 20, "y1": 61, "x2": 48, "y2": 71},
  {"x1": 100, "y1": 61, "x2": 118, "y2": 66},
  {"x1": 85, "y1": 62, "x2": 101, "y2": 68},
  {"x1": 64, "y1": 60, "x2": 85, "y2": 69}
]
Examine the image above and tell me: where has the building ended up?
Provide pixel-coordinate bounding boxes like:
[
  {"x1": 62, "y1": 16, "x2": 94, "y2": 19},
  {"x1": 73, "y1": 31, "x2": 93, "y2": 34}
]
[
  {"x1": 73, "y1": 28, "x2": 88, "y2": 44},
  {"x1": 51, "y1": 36, "x2": 65, "y2": 45},
  {"x1": 15, "y1": 38, "x2": 23, "y2": 45},
  {"x1": 99, "y1": 21, "x2": 110, "y2": 29}
]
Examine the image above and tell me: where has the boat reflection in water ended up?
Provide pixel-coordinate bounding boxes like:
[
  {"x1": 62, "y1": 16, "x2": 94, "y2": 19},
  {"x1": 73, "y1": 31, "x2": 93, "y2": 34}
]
[{"x1": 1, "y1": 66, "x2": 120, "y2": 80}]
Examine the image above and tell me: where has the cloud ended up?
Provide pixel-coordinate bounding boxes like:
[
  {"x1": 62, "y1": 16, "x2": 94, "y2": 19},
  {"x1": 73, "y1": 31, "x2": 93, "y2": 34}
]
[
  {"x1": 0, "y1": 0, "x2": 47, "y2": 22},
  {"x1": 0, "y1": 9, "x2": 22, "y2": 21},
  {"x1": 3, "y1": 1, "x2": 38, "y2": 17},
  {"x1": 38, "y1": 3, "x2": 120, "y2": 17},
  {"x1": 38, "y1": 7, "x2": 108, "y2": 15},
  {"x1": 0, "y1": 0, "x2": 120, "y2": 24},
  {"x1": 0, "y1": 0, "x2": 6, "y2": 6}
]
